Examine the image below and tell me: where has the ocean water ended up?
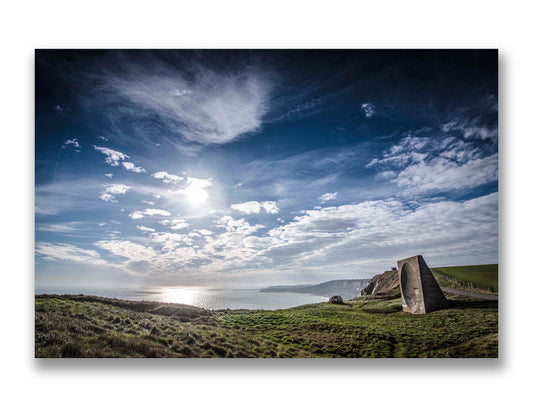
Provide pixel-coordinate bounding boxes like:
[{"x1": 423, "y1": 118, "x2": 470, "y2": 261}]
[{"x1": 35, "y1": 287, "x2": 329, "y2": 311}]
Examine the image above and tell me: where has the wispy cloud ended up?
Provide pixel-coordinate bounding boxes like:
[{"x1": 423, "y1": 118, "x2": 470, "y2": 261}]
[
  {"x1": 95, "y1": 240, "x2": 156, "y2": 261},
  {"x1": 37, "y1": 222, "x2": 84, "y2": 233},
  {"x1": 129, "y1": 208, "x2": 171, "y2": 220},
  {"x1": 367, "y1": 119, "x2": 498, "y2": 195},
  {"x1": 36, "y1": 242, "x2": 107, "y2": 265},
  {"x1": 441, "y1": 117, "x2": 497, "y2": 141},
  {"x1": 104, "y1": 62, "x2": 272, "y2": 145},
  {"x1": 318, "y1": 192, "x2": 337, "y2": 203},
  {"x1": 393, "y1": 154, "x2": 498, "y2": 194},
  {"x1": 137, "y1": 225, "x2": 155, "y2": 233}
]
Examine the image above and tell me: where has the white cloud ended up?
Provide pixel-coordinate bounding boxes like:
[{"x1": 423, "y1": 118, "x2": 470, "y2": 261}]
[
  {"x1": 141, "y1": 200, "x2": 154, "y2": 206},
  {"x1": 168, "y1": 219, "x2": 189, "y2": 230},
  {"x1": 95, "y1": 240, "x2": 156, "y2": 261},
  {"x1": 129, "y1": 208, "x2": 171, "y2": 220},
  {"x1": 150, "y1": 232, "x2": 195, "y2": 251},
  {"x1": 394, "y1": 154, "x2": 498, "y2": 194},
  {"x1": 99, "y1": 184, "x2": 131, "y2": 202},
  {"x1": 263, "y1": 193, "x2": 498, "y2": 271},
  {"x1": 62, "y1": 139, "x2": 81, "y2": 151},
  {"x1": 107, "y1": 65, "x2": 271, "y2": 144},
  {"x1": 94, "y1": 146, "x2": 129, "y2": 166},
  {"x1": 231, "y1": 200, "x2": 279, "y2": 214},
  {"x1": 367, "y1": 125, "x2": 498, "y2": 194},
  {"x1": 318, "y1": 192, "x2": 337, "y2": 203},
  {"x1": 152, "y1": 171, "x2": 184, "y2": 184},
  {"x1": 104, "y1": 184, "x2": 131, "y2": 194},
  {"x1": 137, "y1": 225, "x2": 155, "y2": 233},
  {"x1": 36, "y1": 242, "x2": 106, "y2": 265},
  {"x1": 100, "y1": 193, "x2": 117, "y2": 202},
  {"x1": 36, "y1": 193, "x2": 498, "y2": 278},
  {"x1": 122, "y1": 162, "x2": 146, "y2": 173},
  {"x1": 361, "y1": 102, "x2": 376, "y2": 118},
  {"x1": 216, "y1": 215, "x2": 265, "y2": 234},
  {"x1": 104, "y1": 173, "x2": 113, "y2": 178}
]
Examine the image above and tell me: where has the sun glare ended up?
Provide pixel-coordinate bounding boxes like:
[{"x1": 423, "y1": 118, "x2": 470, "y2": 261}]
[
  {"x1": 164, "y1": 288, "x2": 196, "y2": 305},
  {"x1": 181, "y1": 177, "x2": 212, "y2": 205},
  {"x1": 184, "y1": 184, "x2": 208, "y2": 204}
]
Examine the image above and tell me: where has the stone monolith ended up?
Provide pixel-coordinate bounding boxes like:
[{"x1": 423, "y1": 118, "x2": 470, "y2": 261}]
[{"x1": 397, "y1": 255, "x2": 447, "y2": 314}]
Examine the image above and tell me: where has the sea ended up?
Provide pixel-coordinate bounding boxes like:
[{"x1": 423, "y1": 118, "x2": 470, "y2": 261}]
[{"x1": 35, "y1": 287, "x2": 329, "y2": 311}]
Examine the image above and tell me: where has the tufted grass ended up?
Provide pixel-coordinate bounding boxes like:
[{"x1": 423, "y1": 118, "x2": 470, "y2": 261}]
[{"x1": 35, "y1": 293, "x2": 497, "y2": 358}]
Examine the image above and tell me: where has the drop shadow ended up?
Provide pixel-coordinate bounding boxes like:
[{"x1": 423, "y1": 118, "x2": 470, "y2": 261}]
[
  {"x1": 447, "y1": 299, "x2": 499, "y2": 310},
  {"x1": 33, "y1": 355, "x2": 501, "y2": 375}
]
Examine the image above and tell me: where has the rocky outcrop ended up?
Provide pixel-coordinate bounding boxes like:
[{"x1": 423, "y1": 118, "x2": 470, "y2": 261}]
[
  {"x1": 360, "y1": 268, "x2": 400, "y2": 298},
  {"x1": 328, "y1": 296, "x2": 344, "y2": 304}
]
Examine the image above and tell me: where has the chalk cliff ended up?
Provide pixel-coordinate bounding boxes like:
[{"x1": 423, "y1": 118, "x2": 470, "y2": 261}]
[{"x1": 360, "y1": 269, "x2": 400, "y2": 298}]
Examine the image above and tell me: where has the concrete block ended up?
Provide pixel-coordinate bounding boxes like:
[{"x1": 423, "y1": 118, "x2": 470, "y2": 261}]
[{"x1": 397, "y1": 255, "x2": 448, "y2": 314}]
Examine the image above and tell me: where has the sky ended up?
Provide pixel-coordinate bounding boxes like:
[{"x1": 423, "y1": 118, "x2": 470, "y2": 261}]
[{"x1": 35, "y1": 49, "x2": 498, "y2": 290}]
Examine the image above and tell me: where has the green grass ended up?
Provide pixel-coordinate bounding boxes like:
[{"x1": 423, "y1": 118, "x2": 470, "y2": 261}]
[
  {"x1": 432, "y1": 264, "x2": 498, "y2": 293},
  {"x1": 35, "y1": 293, "x2": 498, "y2": 358}
]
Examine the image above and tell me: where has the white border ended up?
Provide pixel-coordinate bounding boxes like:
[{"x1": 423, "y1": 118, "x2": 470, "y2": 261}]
[{"x1": 2, "y1": 1, "x2": 531, "y2": 406}]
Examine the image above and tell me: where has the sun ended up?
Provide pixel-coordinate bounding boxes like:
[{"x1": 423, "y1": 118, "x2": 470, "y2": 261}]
[
  {"x1": 183, "y1": 184, "x2": 208, "y2": 204},
  {"x1": 181, "y1": 177, "x2": 212, "y2": 205}
]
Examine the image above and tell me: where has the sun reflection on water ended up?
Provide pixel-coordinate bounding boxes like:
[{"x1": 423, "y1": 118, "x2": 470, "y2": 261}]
[{"x1": 163, "y1": 287, "x2": 197, "y2": 305}]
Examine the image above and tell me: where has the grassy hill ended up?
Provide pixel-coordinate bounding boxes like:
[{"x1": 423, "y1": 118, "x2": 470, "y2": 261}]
[
  {"x1": 432, "y1": 264, "x2": 498, "y2": 293},
  {"x1": 35, "y1": 293, "x2": 498, "y2": 358}
]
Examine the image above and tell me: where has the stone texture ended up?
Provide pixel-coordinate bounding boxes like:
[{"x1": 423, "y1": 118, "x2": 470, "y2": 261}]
[{"x1": 397, "y1": 255, "x2": 448, "y2": 314}]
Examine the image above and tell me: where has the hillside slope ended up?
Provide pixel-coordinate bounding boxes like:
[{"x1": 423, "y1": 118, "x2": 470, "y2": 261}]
[
  {"x1": 361, "y1": 264, "x2": 498, "y2": 297},
  {"x1": 432, "y1": 264, "x2": 498, "y2": 293},
  {"x1": 35, "y1": 294, "x2": 498, "y2": 358}
]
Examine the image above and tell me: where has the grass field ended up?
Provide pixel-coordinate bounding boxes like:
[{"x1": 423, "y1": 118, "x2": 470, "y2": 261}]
[
  {"x1": 432, "y1": 264, "x2": 498, "y2": 293},
  {"x1": 35, "y1": 293, "x2": 498, "y2": 358}
]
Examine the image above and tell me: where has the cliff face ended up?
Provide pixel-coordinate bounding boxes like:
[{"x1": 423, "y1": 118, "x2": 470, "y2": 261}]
[
  {"x1": 261, "y1": 279, "x2": 370, "y2": 300},
  {"x1": 360, "y1": 269, "x2": 400, "y2": 298}
]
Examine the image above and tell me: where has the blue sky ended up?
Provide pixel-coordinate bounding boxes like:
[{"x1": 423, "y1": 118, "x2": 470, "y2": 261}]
[{"x1": 35, "y1": 50, "x2": 498, "y2": 289}]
